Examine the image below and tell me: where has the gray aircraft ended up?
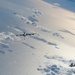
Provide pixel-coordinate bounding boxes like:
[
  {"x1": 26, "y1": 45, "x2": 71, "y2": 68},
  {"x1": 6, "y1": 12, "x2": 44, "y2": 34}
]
[{"x1": 16, "y1": 32, "x2": 36, "y2": 40}]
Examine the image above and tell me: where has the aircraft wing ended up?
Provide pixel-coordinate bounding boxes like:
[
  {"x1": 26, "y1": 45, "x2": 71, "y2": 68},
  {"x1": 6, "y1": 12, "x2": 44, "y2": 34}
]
[
  {"x1": 16, "y1": 34, "x2": 23, "y2": 36},
  {"x1": 26, "y1": 33, "x2": 36, "y2": 35}
]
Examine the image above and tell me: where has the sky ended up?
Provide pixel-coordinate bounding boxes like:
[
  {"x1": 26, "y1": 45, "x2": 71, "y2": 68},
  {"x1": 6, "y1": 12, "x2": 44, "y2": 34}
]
[{"x1": 0, "y1": 0, "x2": 75, "y2": 75}]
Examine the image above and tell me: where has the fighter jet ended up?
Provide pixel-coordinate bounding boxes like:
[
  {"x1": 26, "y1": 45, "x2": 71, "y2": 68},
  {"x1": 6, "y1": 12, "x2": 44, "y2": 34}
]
[
  {"x1": 69, "y1": 63, "x2": 75, "y2": 67},
  {"x1": 16, "y1": 32, "x2": 36, "y2": 40}
]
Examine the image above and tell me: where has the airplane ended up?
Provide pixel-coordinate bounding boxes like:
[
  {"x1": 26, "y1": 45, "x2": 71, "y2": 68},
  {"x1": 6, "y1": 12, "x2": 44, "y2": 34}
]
[
  {"x1": 69, "y1": 63, "x2": 75, "y2": 67},
  {"x1": 16, "y1": 32, "x2": 36, "y2": 40}
]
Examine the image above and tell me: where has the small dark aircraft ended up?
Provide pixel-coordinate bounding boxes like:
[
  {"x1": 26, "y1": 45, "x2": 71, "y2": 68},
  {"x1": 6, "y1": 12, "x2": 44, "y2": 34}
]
[
  {"x1": 16, "y1": 32, "x2": 36, "y2": 40},
  {"x1": 69, "y1": 63, "x2": 75, "y2": 67}
]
